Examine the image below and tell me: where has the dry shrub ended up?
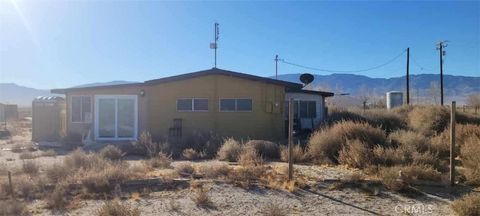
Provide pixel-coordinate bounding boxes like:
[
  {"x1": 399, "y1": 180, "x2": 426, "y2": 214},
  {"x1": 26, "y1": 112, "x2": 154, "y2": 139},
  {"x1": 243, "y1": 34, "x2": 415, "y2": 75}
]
[
  {"x1": 389, "y1": 130, "x2": 430, "y2": 152},
  {"x1": 19, "y1": 152, "x2": 37, "y2": 160},
  {"x1": 280, "y1": 144, "x2": 309, "y2": 163},
  {"x1": 408, "y1": 106, "x2": 449, "y2": 136},
  {"x1": 228, "y1": 166, "x2": 266, "y2": 188},
  {"x1": 217, "y1": 138, "x2": 242, "y2": 162},
  {"x1": 238, "y1": 147, "x2": 264, "y2": 167},
  {"x1": 411, "y1": 151, "x2": 445, "y2": 172},
  {"x1": 460, "y1": 136, "x2": 480, "y2": 185},
  {"x1": 338, "y1": 139, "x2": 372, "y2": 168},
  {"x1": 198, "y1": 163, "x2": 231, "y2": 179},
  {"x1": 11, "y1": 144, "x2": 24, "y2": 153},
  {"x1": 100, "y1": 145, "x2": 124, "y2": 160},
  {"x1": 373, "y1": 146, "x2": 408, "y2": 166},
  {"x1": 451, "y1": 192, "x2": 480, "y2": 216},
  {"x1": 379, "y1": 166, "x2": 406, "y2": 192},
  {"x1": 391, "y1": 105, "x2": 414, "y2": 120},
  {"x1": 260, "y1": 202, "x2": 288, "y2": 216},
  {"x1": 46, "y1": 183, "x2": 69, "y2": 210},
  {"x1": 0, "y1": 199, "x2": 27, "y2": 216},
  {"x1": 182, "y1": 148, "x2": 205, "y2": 160},
  {"x1": 22, "y1": 160, "x2": 39, "y2": 175},
  {"x1": 41, "y1": 149, "x2": 57, "y2": 157},
  {"x1": 400, "y1": 164, "x2": 442, "y2": 182},
  {"x1": 64, "y1": 148, "x2": 91, "y2": 170},
  {"x1": 181, "y1": 130, "x2": 223, "y2": 158},
  {"x1": 96, "y1": 200, "x2": 140, "y2": 216},
  {"x1": 45, "y1": 164, "x2": 70, "y2": 183},
  {"x1": 308, "y1": 121, "x2": 386, "y2": 164},
  {"x1": 15, "y1": 176, "x2": 39, "y2": 199},
  {"x1": 191, "y1": 185, "x2": 212, "y2": 208},
  {"x1": 327, "y1": 109, "x2": 366, "y2": 124},
  {"x1": 175, "y1": 163, "x2": 195, "y2": 177},
  {"x1": 357, "y1": 109, "x2": 407, "y2": 133},
  {"x1": 75, "y1": 161, "x2": 132, "y2": 193},
  {"x1": 135, "y1": 131, "x2": 161, "y2": 158},
  {"x1": 431, "y1": 124, "x2": 480, "y2": 157},
  {"x1": 144, "y1": 152, "x2": 172, "y2": 169},
  {"x1": 245, "y1": 140, "x2": 280, "y2": 160},
  {"x1": 456, "y1": 112, "x2": 480, "y2": 125}
]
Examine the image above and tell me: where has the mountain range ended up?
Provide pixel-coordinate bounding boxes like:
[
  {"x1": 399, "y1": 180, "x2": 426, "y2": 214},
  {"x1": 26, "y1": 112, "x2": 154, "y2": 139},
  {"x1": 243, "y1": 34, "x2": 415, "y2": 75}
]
[{"x1": 1, "y1": 73, "x2": 478, "y2": 107}]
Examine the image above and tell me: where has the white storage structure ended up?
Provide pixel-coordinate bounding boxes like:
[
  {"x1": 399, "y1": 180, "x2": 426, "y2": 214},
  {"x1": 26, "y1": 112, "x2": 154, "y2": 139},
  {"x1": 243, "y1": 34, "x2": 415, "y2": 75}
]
[{"x1": 386, "y1": 91, "x2": 403, "y2": 110}]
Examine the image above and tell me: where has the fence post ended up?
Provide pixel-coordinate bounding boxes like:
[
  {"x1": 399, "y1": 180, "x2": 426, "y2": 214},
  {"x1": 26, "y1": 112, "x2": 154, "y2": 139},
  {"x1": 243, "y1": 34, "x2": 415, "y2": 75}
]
[
  {"x1": 450, "y1": 101, "x2": 456, "y2": 187},
  {"x1": 8, "y1": 171, "x2": 14, "y2": 198},
  {"x1": 288, "y1": 98, "x2": 293, "y2": 181}
]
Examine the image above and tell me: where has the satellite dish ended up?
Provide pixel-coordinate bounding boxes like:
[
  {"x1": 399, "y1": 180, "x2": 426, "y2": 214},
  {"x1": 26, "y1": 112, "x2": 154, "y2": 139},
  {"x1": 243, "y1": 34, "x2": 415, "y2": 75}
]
[{"x1": 300, "y1": 73, "x2": 314, "y2": 86}]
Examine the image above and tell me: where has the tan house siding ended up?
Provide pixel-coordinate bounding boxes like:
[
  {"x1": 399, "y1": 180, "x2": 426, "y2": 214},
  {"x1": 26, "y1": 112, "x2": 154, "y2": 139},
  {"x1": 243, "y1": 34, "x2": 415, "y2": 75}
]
[
  {"x1": 65, "y1": 86, "x2": 148, "y2": 139},
  {"x1": 146, "y1": 74, "x2": 285, "y2": 141}
]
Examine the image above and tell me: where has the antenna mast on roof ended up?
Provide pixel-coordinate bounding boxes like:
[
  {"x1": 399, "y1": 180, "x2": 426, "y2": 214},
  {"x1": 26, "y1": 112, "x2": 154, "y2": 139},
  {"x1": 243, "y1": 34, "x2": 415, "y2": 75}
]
[{"x1": 210, "y1": 22, "x2": 219, "y2": 68}]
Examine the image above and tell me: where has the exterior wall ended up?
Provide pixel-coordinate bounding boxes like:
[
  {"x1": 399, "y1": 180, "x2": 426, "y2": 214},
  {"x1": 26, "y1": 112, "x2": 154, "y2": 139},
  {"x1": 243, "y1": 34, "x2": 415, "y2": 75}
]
[
  {"x1": 65, "y1": 86, "x2": 148, "y2": 140},
  {"x1": 146, "y1": 74, "x2": 286, "y2": 141},
  {"x1": 285, "y1": 92, "x2": 326, "y2": 129}
]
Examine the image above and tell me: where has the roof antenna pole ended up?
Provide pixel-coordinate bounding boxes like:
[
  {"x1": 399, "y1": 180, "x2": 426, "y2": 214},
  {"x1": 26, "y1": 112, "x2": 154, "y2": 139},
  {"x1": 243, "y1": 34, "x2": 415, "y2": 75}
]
[
  {"x1": 214, "y1": 23, "x2": 219, "y2": 68},
  {"x1": 275, "y1": 55, "x2": 278, "y2": 80}
]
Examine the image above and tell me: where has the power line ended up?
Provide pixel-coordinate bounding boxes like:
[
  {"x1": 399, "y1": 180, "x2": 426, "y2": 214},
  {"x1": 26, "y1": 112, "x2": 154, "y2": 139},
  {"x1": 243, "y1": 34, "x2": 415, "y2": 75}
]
[{"x1": 279, "y1": 49, "x2": 407, "y2": 73}]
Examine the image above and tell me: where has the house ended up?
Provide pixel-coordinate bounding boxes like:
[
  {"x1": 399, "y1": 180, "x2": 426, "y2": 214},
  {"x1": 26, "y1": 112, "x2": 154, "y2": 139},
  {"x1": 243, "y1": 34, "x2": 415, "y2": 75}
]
[{"x1": 51, "y1": 68, "x2": 333, "y2": 143}]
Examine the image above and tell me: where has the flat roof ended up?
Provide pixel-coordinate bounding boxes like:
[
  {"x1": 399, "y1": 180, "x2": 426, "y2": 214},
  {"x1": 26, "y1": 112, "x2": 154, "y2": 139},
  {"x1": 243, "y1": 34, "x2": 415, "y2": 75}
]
[
  {"x1": 286, "y1": 88, "x2": 334, "y2": 97},
  {"x1": 51, "y1": 68, "x2": 303, "y2": 94}
]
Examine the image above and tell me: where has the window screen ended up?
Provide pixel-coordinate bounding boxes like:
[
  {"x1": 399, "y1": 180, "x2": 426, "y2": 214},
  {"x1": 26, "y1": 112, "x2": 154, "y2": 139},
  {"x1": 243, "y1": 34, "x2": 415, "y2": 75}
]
[
  {"x1": 193, "y1": 99, "x2": 208, "y2": 111},
  {"x1": 220, "y1": 99, "x2": 236, "y2": 111},
  {"x1": 237, "y1": 99, "x2": 252, "y2": 111},
  {"x1": 177, "y1": 99, "x2": 192, "y2": 111}
]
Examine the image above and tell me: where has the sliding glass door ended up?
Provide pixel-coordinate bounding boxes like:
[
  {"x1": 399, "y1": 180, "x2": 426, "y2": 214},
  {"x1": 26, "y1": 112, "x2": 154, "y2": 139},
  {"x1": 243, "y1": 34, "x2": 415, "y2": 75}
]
[{"x1": 95, "y1": 95, "x2": 138, "y2": 140}]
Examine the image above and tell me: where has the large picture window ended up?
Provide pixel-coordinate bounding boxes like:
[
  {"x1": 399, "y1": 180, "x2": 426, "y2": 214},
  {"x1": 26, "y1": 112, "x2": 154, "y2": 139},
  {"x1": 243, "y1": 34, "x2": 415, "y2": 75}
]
[
  {"x1": 220, "y1": 98, "x2": 252, "y2": 112},
  {"x1": 95, "y1": 95, "x2": 137, "y2": 140},
  {"x1": 71, "y1": 96, "x2": 91, "y2": 123},
  {"x1": 177, "y1": 98, "x2": 208, "y2": 111}
]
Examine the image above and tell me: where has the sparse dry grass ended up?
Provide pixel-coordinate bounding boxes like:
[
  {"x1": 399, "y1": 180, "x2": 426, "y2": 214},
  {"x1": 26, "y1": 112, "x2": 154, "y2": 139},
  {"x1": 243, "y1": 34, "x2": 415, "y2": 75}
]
[
  {"x1": 182, "y1": 148, "x2": 205, "y2": 160},
  {"x1": 0, "y1": 199, "x2": 27, "y2": 216},
  {"x1": 19, "y1": 152, "x2": 37, "y2": 160},
  {"x1": 260, "y1": 202, "x2": 288, "y2": 216},
  {"x1": 198, "y1": 163, "x2": 231, "y2": 179},
  {"x1": 96, "y1": 200, "x2": 141, "y2": 216},
  {"x1": 45, "y1": 164, "x2": 70, "y2": 183},
  {"x1": 45, "y1": 183, "x2": 69, "y2": 210},
  {"x1": 175, "y1": 163, "x2": 195, "y2": 177},
  {"x1": 238, "y1": 147, "x2": 264, "y2": 167},
  {"x1": 144, "y1": 152, "x2": 173, "y2": 169},
  {"x1": 191, "y1": 185, "x2": 212, "y2": 208},
  {"x1": 15, "y1": 175, "x2": 39, "y2": 199},
  {"x1": 217, "y1": 138, "x2": 242, "y2": 162},
  {"x1": 451, "y1": 192, "x2": 480, "y2": 216},
  {"x1": 41, "y1": 149, "x2": 57, "y2": 157},
  {"x1": 460, "y1": 136, "x2": 480, "y2": 185}
]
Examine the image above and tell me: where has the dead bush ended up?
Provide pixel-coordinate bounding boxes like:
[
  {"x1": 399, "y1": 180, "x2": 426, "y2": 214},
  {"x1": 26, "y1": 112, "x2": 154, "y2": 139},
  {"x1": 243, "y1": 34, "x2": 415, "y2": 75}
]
[
  {"x1": 0, "y1": 199, "x2": 27, "y2": 216},
  {"x1": 46, "y1": 183, "x2": 69, "y2": 210},
  {"x1": 191, "y1": 186, "x2": 212, "y2": 208},
  {"x1": 451, "y1": 192, "x2": 480, "y2": 216},
  {"x1": 198, "y1": 163, "x2": 231, "y2": 179},
  {"x1": 245, "y1": 140, "x2": 280, "y2": 160},
  {"x1": 408, "y1": 106, "x2": 449, "y2": 136},
  {"x1": 460, "y1": 136, "x2": 480, "y2": 185},
  {"x1": 144, "y1": 152, "x2": 172, "y2": 169},
  {"x1": 100, "y1": 145, "x2": 124, "y2": 160},
  {"x1": 260, "y1": 202, "x2": 288, "y2": 216},
  {"x1": 19, "y1": 152, "x2": 37, "y2": 160},
  {"x1": 457, "y1": 112, "x2": 480, "y2": 125},
  {"x1": 280, "y1": 144, "x2": 309, "y2": 163},
  {"x1": 228, "y1": 166, "x2": 266, "y2": 188},
  {"x1": 46, "y1": 164, "x2": 71, "y2": 183},
  {"x1": 391, "y1": 105, "x2": 414, "y2": 120},
  {"x1": 308, "y1": 121, "x2": 386, "y2": 164},
  {"x1": 11, "y1": 144, "x2": 24, "y2": 153},
  {"x1": 389, "y1": 130, "x2": 430, "y2": 152},
  {"x1": 22, "y1": 160, "x2": 39, "y2": 175},
  {"x1": 175, "y1": 163, "x2": 195, "y2": 177},
  {"x1": 135, "y1": 131, "x2": 160, "y2": 158},
  {"x1": 96, "y1": 200, "x2": 140, "y2": 216},
  {"x1": 64, "y1": 148, "x2": 91, "y2": 170},
  {"x1": 431, "y1": 124, "x2": 480, "y2": 157},
  {"x1": 412, "y1": 151, "x2": 445, "y2": 172},
  {"x1": 356, "y1": 109, "x2": 407, "y2": 133},
  {"x1": 217, "y1": 138, "x2": 242, "y2": 162},
  {"x1": 338, "y1": 139, "x2": 372, "y2": 168},
  {"x1": 75, "y1": 161, "x2": 132, "y2": 193},
  {"x1": 182, "y1": 148, "x2": 205, "y2": 160},
  {"x1": 238, "y1": 147, "x2": 264, "y2": 167},
  {"x1": 327, "y1": 109, "x2": 366, "y2": 124},
  {"x1": 41, "y1": 149, "x2": 57, "y2": 157},
  {"x1": 373, "y1": 146, "x2": 408, "y2": 166},
  {"x1": 379, "y1": 166, "x2": 407, "y2": 192},
  {"x1": 15, "y1": 176, "x2": 39, "y2": 199}
]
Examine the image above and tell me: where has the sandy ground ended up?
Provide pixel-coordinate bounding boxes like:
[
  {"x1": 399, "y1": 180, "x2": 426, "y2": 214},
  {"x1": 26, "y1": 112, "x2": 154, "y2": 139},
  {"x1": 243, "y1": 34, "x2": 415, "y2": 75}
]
[{"x1": 0, "y1": 120, "x2": 459, "y2": 216}]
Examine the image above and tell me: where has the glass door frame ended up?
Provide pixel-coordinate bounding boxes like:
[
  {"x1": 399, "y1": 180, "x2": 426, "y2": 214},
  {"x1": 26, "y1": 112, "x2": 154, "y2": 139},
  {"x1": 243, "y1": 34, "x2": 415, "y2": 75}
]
[{"x1": 94, "y1": 95, "x2": 138, "y2": 141}]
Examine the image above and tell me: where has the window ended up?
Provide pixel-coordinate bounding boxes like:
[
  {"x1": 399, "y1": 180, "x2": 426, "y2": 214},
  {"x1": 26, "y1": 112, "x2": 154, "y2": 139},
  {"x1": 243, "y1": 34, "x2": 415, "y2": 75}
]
[
  {"x1": 300, "y1": 101, "x2": 316, "y2": 118},
  {"x1": 220, "y1": 99, "x2": 252, "y2": 112},
  {"x1": 71, "y1": 96, "x2": 91, "y2": 123},
  {"x1": 95, "y1": 95, "x2": 137, "y2": 140},
  {"x1": 177, "y1": 98, "x2": 208, "y2": 111}
]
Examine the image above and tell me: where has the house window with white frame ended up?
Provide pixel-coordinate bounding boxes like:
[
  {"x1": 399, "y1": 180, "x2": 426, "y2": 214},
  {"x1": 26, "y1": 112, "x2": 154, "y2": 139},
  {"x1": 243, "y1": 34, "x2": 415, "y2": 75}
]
[
  {"x1": 71, "y1": 96, "x2": 92, "y2": 123},
  {"x1": 220, "y1": 98, "x2": 252, "y2": 112},
  {"x1": 177, "y1": 98, "x2": 208, "y2": 111}
]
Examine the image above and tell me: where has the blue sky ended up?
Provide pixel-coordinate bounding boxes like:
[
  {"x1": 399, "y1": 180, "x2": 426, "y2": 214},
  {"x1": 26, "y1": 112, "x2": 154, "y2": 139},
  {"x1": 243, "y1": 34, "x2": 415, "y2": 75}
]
[{"x1": 0, "y1": 0, "x2": 479, "y2": 89}]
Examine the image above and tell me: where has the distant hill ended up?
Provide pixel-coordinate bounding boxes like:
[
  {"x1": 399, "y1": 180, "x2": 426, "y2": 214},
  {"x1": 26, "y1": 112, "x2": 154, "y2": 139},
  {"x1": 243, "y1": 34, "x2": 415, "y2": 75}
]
[
  {"x1": 0, "y1": 83, "x2": 54, "y2": 107},
  {"x1": 276, "y1": 73, "x2": 480, "y2": 104}
]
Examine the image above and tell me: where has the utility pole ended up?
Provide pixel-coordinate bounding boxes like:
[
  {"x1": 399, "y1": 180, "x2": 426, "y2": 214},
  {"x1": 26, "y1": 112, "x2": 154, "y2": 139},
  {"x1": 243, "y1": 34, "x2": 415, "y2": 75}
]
[
  {"x1": 275, "y1": 55, "x2": 279, "y2": 80},
  {"x1": 406, "y1": 48, "x2": 410, "y2": 105},
  {"x1": 437, "y1": 41, "x2": 448, "y2": 106}
]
